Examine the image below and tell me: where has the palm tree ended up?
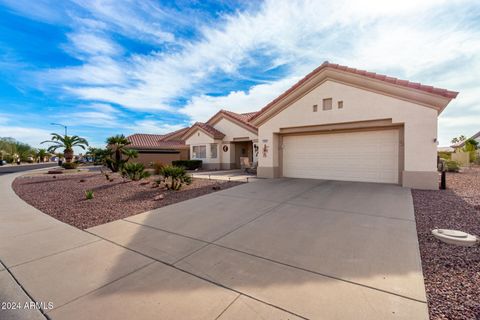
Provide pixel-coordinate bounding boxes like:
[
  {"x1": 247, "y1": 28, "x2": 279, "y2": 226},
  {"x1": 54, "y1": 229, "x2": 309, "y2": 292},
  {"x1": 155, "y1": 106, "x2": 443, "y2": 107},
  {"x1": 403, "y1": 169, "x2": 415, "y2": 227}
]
[
  {"x1": 122, "y1": 148, "x2": 138, "y2": 161},
  {"x1": 41, "y1": 133, "x2": 89, "y2": 163},
  {"x1": 105, "y1": 134, "x2": 137, "y2": 172},
  {"x1": 106, "y1": 135, "x2": 131, "y2": 164},
  {"x1": 36, "y1": 149, "x2": 49, "y2": 162}
]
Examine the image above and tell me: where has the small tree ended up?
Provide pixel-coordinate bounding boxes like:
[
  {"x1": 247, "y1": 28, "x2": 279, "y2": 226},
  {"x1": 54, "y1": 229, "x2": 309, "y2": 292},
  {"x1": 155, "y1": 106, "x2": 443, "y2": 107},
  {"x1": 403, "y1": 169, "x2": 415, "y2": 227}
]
[
  {"x1": 160, "y1": 165, "x2": 192, "y2": 190},
  {"x1": 463, "y1": 138, "x2": 479, "y2": 162},
  {"x1": 105, "y1": 135, "x2": 137, "y2": 172},
  {"x1": 451, "y1": 135, "x2": 467, "y2": 144},
  {"x1": 41, "y1": 133, "x2": 89, "y2": 163}
]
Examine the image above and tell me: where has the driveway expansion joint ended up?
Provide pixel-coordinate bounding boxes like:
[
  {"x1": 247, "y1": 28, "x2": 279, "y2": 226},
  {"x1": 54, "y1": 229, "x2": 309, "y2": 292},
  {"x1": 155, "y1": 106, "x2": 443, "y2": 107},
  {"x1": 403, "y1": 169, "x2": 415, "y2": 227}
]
[
  {"x1": 0, "y1": 258, "x2": 50, "y2": 320},
  {"x1": 83, "y1": 228, "x2": 309, "y2": 320},
  {"x1": 115, "y1": 218, "x2": 428, "y2": 304}
]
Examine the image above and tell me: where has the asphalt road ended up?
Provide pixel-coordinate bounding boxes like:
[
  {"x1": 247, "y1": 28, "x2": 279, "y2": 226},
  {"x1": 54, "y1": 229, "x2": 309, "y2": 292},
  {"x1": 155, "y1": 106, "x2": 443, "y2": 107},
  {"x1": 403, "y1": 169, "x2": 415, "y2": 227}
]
[{"x1": 0, "y1": 163, "x2": 58, "y2": 175}]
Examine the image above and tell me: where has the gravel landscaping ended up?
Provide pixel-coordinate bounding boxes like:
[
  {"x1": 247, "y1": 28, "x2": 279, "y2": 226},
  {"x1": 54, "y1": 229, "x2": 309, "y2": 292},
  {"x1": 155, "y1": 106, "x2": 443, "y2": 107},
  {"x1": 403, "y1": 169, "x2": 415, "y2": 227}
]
[
  {"x1": 13, "y1": 171, "x2": 242, "y2": 229},
  {"x1": 412, "y1": 166, "x2": 480, "y2": 320}
]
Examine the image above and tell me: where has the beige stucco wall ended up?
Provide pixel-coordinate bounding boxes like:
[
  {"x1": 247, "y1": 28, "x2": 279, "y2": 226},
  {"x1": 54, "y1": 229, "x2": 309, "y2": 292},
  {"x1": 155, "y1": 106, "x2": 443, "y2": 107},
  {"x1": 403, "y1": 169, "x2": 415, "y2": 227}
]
[
  {"x1": 135, "y1": 150, "x2": 188, "y2": 166},
  {"x1": 257, "y1": 80, "x2": 439, "y2": 189},
  {"x1": 212, "y1": 118, "x2": 257, "y2": 141},
  {"x1": 451, "y1": 152, "x2": 470, "y2": 166},
  {"x1": 185, "y1": 130, "x2": 222, "y2": 169}
]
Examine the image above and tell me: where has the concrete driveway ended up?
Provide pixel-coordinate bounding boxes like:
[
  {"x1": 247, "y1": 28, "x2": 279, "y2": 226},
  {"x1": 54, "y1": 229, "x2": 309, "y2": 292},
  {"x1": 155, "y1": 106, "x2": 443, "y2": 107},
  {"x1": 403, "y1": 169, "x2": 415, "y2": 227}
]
[{"x1": 2, "y1": 175, "x2": 428, "y2": 319}]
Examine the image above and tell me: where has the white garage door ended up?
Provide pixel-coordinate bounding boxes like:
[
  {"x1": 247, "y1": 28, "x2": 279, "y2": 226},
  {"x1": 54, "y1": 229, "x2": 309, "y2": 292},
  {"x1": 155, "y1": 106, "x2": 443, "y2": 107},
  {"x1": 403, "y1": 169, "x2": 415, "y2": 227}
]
[{"x1": 282, "y1": 129, "x2": 399, "y2": 184}]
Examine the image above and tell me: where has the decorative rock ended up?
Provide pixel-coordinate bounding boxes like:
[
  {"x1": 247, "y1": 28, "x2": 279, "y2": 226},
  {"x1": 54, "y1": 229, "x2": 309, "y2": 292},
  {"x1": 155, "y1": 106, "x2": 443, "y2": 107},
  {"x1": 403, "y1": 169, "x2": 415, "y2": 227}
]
[{"x1": 154, "y1": 194, "x2": 164, "y2": 201}]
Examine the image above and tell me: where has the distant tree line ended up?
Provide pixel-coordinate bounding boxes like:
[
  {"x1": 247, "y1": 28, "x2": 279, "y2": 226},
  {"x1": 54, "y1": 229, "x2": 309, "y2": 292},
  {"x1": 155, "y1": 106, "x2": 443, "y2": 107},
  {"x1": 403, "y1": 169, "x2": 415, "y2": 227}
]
[{"x1": 0, "y1": 137, "x2": 53, "y2": 163}]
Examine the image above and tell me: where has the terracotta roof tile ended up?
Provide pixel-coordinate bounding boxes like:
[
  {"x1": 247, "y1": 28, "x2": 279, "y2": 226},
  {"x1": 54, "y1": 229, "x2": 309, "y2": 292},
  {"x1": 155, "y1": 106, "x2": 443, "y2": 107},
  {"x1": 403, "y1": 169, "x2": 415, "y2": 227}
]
[
  {"x1": 220, "y1": 110, "x2": 258, "y2": 130},
  {"x1": 127, "y1": 133, "x2": 186, "y2": 149},
  {"x1": 250, "y1": 61, "x2": 459, "y2": 122},
  {"x1": 193, "y1": 122, "x2": 225, "y2": 139}
]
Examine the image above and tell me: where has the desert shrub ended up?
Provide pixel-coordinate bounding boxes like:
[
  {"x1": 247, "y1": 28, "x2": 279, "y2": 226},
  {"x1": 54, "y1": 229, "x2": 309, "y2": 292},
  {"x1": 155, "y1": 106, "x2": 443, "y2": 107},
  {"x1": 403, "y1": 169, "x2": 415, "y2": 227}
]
[
  {"x1": 444, "y1": 160, "x2": 460, "y2": 172},
  {"x1": 121, "y1": 162, "x2": 151, "y2": 181},
  {"x1": 85, "y1": 190, "x2": 94, "y2": 200},
  {"x1": 151, "y1": 161, "x2": 165, "y2": 175},
  {"x1": 171, "y1": 160, "x2": 202, "y2": 170},
  {"x1": 437, "y1": 151, "x2": 452, "y2": 160},
  {"x1": 62, "y1": 162, "x2": 78, "y2": 169},
  {"x1": 160, "y1": 165, "x2": 192, "y2": 190}
]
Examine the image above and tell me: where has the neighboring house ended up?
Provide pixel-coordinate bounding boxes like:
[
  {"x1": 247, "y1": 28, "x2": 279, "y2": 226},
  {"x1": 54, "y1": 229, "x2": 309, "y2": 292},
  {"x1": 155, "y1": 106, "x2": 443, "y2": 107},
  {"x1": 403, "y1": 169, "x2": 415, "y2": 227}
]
[
  {"x1": 134, "y1": 62, "x2": 458, "y2": 189},
  {"x1": 127, "y1": 127, "x2": 190, "y2": 165},
  {"x1": 450, "y1": 131, "x2": 480, "y2": 149}
]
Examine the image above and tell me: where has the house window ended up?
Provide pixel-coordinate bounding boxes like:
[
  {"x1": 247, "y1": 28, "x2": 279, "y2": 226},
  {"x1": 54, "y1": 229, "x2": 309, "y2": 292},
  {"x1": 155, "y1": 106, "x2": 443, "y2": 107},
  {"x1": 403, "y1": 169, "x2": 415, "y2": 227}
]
[
  {"x1": 210, "y1": 144, "x2": 218, "y2": 158},
  {"x1": 312, "y1": 104, "x2": 318, "y2": 112},
  {"x1": 192, "y1": 145, "x2": 206, "y2": 159},
  {"x1": 338, "y1": 100, "x2": 343, "y2": 109},
  {"x1": 323, "y1": 98, "x2": 332, "y2": 110}
]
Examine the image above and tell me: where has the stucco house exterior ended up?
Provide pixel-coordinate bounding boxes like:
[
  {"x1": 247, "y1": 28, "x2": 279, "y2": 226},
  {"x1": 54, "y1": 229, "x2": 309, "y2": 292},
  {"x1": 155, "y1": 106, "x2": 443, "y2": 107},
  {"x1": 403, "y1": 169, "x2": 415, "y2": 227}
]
[{"x1": 131, "y1": 62, "x2": 458, "y2": 189}]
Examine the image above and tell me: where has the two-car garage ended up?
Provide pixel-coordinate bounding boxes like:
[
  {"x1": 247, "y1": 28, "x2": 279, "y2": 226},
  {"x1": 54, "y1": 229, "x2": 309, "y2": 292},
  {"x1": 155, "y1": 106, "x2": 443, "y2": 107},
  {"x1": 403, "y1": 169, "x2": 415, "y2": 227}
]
[
  {"x1": 281, "y1": 129, "x2": 400, "y2": 184},
  {"x1": 252, "y1": 62, "x2": 458, "y2": 189}
]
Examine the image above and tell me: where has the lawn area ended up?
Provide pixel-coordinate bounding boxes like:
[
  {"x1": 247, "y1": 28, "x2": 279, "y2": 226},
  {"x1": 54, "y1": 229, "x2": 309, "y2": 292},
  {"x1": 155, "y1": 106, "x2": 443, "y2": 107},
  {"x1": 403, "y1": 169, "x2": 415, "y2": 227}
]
[
  {"x1": 12, "y1": 171, "x2": 242, "y2": 229},
  {"x1": 412, "y1": 166, "x2": 480, "y2": 320}
]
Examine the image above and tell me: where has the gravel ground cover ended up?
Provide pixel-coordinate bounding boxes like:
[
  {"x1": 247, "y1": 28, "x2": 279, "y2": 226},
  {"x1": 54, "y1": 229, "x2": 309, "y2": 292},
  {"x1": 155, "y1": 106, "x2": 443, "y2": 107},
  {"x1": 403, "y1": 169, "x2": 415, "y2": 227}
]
[
  {"x1": 412, "y1": 166, "x2": 480, "y2": 320},
  {"x1": 13, "y1": 172, "x2": 242, "y2": 229}
]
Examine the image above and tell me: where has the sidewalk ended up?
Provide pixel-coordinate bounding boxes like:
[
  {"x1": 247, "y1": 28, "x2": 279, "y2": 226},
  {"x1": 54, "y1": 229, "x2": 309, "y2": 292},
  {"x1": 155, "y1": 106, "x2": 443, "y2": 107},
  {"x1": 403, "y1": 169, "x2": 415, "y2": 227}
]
[{"x1": 0, "y1": 171, "x2": 241, "y2": 319}]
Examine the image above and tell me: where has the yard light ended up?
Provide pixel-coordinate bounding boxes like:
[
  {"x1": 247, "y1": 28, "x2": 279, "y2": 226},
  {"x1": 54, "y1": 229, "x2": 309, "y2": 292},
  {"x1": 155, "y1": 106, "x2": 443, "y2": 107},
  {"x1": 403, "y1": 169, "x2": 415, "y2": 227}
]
[{"x1": 50, "y1": 123, "x2": 67, "y2": 136}]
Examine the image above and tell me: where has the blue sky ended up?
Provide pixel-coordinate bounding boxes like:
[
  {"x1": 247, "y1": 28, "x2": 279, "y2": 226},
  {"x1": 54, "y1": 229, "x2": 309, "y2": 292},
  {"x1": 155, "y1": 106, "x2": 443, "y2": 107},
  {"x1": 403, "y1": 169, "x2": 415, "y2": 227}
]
[{"x1": 0, "y1": 0, "x2": 479, "y2": 149}]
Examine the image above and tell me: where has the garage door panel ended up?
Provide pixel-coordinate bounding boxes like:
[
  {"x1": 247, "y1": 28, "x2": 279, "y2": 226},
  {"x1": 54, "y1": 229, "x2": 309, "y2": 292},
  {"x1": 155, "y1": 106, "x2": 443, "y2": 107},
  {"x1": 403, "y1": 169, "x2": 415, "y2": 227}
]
[{"x1": 282, "y1": 130, "x2": 399, "y2": 184}]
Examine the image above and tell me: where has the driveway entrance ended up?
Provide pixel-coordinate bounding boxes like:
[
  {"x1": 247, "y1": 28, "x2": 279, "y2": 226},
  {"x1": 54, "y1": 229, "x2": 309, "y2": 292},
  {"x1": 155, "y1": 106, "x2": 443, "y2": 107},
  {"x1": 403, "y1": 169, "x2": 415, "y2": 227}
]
[
  {"x1": 81, "y1": 178, "x2": 427, "y2": 319},
  {"x1": 3, "y1": 172, "x2": 427, "y2": 319}
]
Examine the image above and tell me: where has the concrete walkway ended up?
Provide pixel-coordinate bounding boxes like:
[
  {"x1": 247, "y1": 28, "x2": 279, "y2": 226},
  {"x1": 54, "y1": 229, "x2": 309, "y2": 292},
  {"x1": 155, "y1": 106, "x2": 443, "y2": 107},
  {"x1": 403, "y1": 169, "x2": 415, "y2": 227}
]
[
  {"x1": 191, "y1": 169, "x2": 258, "y2": 182},
  {"x1": 0, "y1": 172, "x2": 428, "y2": 319}
]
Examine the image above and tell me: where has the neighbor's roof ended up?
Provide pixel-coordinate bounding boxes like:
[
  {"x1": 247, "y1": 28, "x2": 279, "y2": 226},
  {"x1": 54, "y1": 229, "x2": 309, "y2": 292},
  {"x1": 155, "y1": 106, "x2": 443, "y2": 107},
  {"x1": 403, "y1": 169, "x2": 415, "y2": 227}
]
[
  {"x1": 451, "y1": 131, "x2": 480, "y2": 148},
  {"x1": 250, "y1": 61, "x2": 459, "y2": 122},
  {"x1": 127, "y1": 133, "x2": 187, "y2": 149},
  {"x1": 181, "y1": 122, "x2": 225, "y2": 140}
]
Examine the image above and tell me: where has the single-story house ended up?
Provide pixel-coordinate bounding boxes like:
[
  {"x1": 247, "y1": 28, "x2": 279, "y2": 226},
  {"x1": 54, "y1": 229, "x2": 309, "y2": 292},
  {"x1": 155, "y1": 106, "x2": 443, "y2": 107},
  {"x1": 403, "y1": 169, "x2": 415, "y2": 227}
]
[
  {"x1": 450, "y1": 130, "x2": 480, "y2": 149},
  {"x1": 127, "y1": 127, "x2": 190, "y2": 165},
  {"x1": 134, "y1": 62, "x2": 459, "y2": 189}
]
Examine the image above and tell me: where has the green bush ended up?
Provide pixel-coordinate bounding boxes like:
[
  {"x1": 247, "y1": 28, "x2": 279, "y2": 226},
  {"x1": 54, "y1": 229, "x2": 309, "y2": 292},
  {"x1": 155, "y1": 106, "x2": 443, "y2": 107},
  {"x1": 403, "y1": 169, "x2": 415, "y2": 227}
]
[
  {"x1": 160, "y1": 165, "x2": 192, "y2": 190},
  {"x1": 85, "y1": 190, "x2": 94, "y2": 200},
  {"x1": 121, "y1": 162, "x2": 151, "y2": 181},
  {"x1": 444, "y1": 160, "x2": 460, "y2": 172},
  {"x1": 62, "y1": 162, "x2": 78, "y2": 169},
  {"x1": 437, "y1": 151, "x2": 452, "y2": 160},
  {"x1": 171, "y1": 160, "x2": 202, "y2": 170}
]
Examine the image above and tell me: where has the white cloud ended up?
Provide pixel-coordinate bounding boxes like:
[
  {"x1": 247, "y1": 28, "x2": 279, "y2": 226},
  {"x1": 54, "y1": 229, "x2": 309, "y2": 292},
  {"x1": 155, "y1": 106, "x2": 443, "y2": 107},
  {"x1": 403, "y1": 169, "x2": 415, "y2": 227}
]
[
  {"x1": 14, "y1": 0, "x2": 479, "y2": 145},
  {"x1": 126, "y1": 120, "x2": 185, "y2": 134},
  {"x1": 66, "y1": 32, "x2": 122, "y2": 57},
  {"x1": 0, "y1": 126, "x2": 52, "y2": 148},
  {"x1": 181, "y1": 76, "x2": 300, "y2": 122},
  {"x1": 58, "y1": 103, "x2": 121, "y2": 127},
  {"x1": 72, "y1": 0, "x2": 176, "y2": 43}
]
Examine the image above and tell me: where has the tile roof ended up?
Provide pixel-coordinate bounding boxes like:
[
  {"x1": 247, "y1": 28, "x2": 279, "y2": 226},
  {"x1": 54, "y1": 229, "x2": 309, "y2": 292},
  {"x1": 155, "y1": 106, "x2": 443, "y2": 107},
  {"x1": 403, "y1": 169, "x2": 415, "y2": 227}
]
[
  {"x1": 451, "y1": 130, "x2": 480, "y2": 148},
  {"x1": 250, "y1": 61, "x2": 459, "y2": 122},
  {"x1": 161, "y1": 127, "x2": 190, "y2": 141},
  {"x1": 216, "y1": 109, "x2": 258, "y2": 131},
  {"x1": 127, "y1": 133, "x2": 187, "y2": 149},
  {"x1": 192, "y1": 122, "x2": 225, "y2": 139}
]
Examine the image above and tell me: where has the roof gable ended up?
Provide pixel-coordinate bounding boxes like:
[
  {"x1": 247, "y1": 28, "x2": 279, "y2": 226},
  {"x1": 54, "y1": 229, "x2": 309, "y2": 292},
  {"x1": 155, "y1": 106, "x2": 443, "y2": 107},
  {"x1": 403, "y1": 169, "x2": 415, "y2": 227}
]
[
  {"x1": 181, "y1": 122, "x2": 225, "y2": 140},
  {"x1": 250, "y1": 62, "x2": 458, "y2": 126},
  {"x1": 207, "y1": 109, "x2": 258, "y2": 134}
]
